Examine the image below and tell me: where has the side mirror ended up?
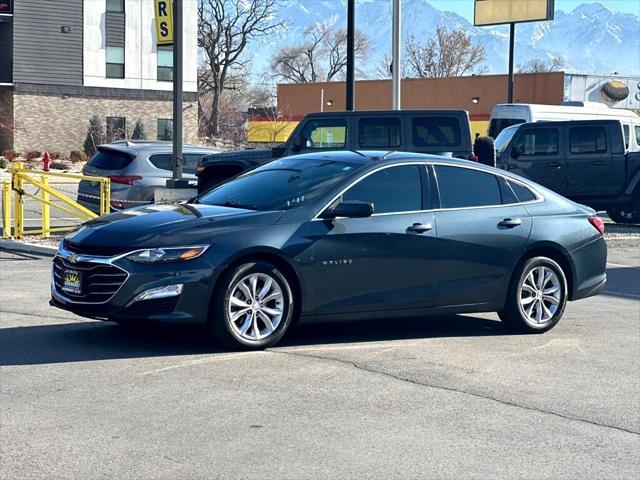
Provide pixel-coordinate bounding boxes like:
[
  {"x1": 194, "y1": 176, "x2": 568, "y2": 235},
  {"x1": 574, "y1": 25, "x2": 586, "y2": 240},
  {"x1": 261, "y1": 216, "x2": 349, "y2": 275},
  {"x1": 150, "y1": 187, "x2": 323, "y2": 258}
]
[
  {"x1": 291, "y1": 134, "x2": 303, "y2": 152},
  {"x1": 321, "y1": 201, "x2": 374, "y2": 219}
]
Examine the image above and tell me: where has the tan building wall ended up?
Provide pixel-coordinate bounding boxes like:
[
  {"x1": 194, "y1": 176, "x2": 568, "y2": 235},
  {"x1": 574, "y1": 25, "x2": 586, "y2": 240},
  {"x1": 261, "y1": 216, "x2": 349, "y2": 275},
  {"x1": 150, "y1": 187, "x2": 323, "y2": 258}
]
[
  {"x1": 275, "y1": 72, "x2": 566, "y2": 138},
  {"x1": 9, "y1": 92, "x2": 198, "y2": 155}
]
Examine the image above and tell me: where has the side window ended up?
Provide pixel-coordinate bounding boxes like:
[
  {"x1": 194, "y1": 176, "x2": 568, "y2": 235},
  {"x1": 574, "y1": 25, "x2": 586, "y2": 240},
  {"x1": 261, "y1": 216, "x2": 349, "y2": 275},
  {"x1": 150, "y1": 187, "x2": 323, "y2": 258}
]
[
  {"x1": 635, "y1": 126, "x2": 640, "y2": 146},
  {"x1": 358, "y1": 117, "x2": 401, "y2": 148},
  {"x1": 514, "y1": 128, "x2": 559, "y2": 156},
  {"x1": 507, "y1": 180, "x2": 537, "y2": 203},
  {"x1": 435, "y1": 166, "x2": 502, "y2": 209},
  {"x1": 183, "y1": 154, "x2": 206, "y2": 174},
  {"x1": 570, "y1": 126, "x2": 607, "y2": 154},
  {"x1": 301, "y1": 120, "x2": 347, "y2": 149},
  {"x1": 623, "y1": 125, "x2": 630, "y2": 149},
  {"x1": 342, "y1": 165, "x2": 422, "y2": 214},
  {"x1": 149, "y1": 154, "x2": 171, "y2": 171},
  {"x1": 412, "y1": 117, "x2": 462, "y2": 147}
]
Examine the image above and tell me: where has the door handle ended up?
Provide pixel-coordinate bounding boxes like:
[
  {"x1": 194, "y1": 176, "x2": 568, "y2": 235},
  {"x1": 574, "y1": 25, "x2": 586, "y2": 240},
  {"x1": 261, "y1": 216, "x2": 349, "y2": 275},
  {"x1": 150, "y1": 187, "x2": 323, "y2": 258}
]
[
  {"x1": 591, "y1": 160, "x2": 606, "y2": 166},
  {"x1": 499, "y1": 218, "x2": 522, "y2": 228},
  {"x1": 407, "y1": 223, "x2": 433, "y2": 233},
  {"x1": 545, "y1": 162, "x2": 562, "y2": 168}
]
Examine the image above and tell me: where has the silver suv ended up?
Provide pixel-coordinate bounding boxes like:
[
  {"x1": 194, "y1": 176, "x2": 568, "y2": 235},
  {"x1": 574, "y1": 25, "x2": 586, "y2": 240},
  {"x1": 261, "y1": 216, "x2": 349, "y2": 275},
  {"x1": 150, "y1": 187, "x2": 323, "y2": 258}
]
[{"x1": 78, "y1": 141, "x2": 221, "y2": 213}]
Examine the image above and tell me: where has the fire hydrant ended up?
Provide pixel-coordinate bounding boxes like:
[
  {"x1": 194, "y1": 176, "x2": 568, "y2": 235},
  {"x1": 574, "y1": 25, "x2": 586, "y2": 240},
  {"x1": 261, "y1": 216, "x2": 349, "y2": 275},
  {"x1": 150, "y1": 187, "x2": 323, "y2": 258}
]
[{"x1": 42, "y1": 151, "x2": 51, "y2": 172}]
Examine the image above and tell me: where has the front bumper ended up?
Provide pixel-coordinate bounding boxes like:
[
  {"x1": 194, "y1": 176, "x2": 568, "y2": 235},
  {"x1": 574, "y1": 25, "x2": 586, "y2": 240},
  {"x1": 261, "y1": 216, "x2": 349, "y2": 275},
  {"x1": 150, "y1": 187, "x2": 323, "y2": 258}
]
[{"x1": 50, "y1": 244, "x2": 220, "y2": 322}]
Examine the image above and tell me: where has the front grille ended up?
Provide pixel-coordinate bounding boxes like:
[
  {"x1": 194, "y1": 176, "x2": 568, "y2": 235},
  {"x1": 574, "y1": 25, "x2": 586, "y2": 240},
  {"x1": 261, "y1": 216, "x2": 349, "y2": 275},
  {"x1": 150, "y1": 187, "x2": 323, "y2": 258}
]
[
  {"x1": 63, "y1": 240, "x2": 130, "y2": 257},
  {"x1": 53, "y1": 256, "x2": 128, "y2": 303}
]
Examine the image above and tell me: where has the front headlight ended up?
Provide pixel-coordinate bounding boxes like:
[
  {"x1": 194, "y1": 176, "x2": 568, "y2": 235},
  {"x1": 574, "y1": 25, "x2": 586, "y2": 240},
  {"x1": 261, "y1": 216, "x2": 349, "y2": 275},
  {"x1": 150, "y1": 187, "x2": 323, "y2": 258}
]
[{"x1": 126, "y1": 246, "x2": 209, "y2": 264}]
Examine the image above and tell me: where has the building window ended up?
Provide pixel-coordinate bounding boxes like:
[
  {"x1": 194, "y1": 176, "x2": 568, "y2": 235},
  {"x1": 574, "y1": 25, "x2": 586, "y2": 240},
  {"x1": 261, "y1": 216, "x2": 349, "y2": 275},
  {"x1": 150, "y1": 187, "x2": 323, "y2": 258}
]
[
  {"x1": 106, "y1": 0, "x2": 124, "y2": 13},
  {"x1": 106, "y1": 46, "x2": 125, "y2": 78},
  {"x1": 157, "y1": 46, "x2": 173, "y2": 82},
  {"x1": 157, "y1": 119, "x2": 173, "y2": 141},
  {"x1": 106, "y1": 117, "x2": 127, "y2": 141}
]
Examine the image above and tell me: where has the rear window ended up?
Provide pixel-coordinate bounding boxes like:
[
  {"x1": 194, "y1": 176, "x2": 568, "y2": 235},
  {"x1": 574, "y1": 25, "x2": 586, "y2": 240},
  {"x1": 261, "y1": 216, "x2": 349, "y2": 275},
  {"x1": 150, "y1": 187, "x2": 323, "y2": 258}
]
[
  {"x1": 88, "y1": 150, "x2": 134, "y2": 170},
  {"x1": 149, "y1": 153, "x2": 207, "y2": 174},
  {"x1": 358, "y1": 117, "x2": 401, "y2": 148},
  {"x1": 412, "y1": 117, "x2": 462, "y2": 147}
]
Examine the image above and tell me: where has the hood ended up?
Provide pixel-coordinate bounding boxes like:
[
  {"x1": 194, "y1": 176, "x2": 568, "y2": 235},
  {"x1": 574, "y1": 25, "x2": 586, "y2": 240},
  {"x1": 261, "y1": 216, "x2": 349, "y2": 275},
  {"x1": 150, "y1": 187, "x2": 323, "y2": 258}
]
[
  {"x1": 65, "y1": 203, "x2": 283, "y2": 251},
  {"x1": 202, "y1": 148, "x2": 273, "y2": 166}
]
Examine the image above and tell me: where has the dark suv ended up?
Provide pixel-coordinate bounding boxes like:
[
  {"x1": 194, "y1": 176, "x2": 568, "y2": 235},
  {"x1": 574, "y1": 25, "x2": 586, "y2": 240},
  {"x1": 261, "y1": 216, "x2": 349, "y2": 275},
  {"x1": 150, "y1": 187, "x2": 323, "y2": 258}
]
[
  {"x1": 495, "y1": 120, "x2": 640, "y2": 223},
  {"x1": 196, "y1": 110, "x2": 474, "y2": 192}
]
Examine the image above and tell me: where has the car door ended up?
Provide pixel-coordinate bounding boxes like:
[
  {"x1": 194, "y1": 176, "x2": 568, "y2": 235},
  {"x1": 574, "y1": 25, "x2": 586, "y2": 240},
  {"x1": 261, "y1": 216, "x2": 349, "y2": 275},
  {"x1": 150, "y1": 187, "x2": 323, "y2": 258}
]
[
  {"x1": 431, "y1": 165, "x2": 532, "y2": 307},
  {"x1": 565, "y1": 124, "x2": 622, "y2": 196},
  {"x1": 507, "y1": 126, "x2": 566, "y2": 195},
  {"x1": 309, "y1": 164, "x2": 435, "y2": 315}
]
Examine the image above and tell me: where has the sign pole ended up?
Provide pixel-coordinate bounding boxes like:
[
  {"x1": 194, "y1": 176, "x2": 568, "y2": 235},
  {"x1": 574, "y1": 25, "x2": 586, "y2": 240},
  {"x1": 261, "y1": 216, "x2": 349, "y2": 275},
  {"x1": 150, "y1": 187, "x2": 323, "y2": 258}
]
[
  {"x1": 168, "y1": 0, "x2": 185, "y2": 187},
  {"x1": 345, "y1": 0, "x2": 355, "y2": 111},
  {"x1": 507, "y1": 22, "x2": 515, "y2": 103},
  {"x1": 391, "y1": 0, "x2": 401, "y2": 110}
]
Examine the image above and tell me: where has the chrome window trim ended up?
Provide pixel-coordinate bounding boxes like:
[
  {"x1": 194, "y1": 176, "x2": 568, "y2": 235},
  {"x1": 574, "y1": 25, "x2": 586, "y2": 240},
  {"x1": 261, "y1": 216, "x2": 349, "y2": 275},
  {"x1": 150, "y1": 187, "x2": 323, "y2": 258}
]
[{"x1": 312, "y1": 160, "x2": 543, "y2": 220}]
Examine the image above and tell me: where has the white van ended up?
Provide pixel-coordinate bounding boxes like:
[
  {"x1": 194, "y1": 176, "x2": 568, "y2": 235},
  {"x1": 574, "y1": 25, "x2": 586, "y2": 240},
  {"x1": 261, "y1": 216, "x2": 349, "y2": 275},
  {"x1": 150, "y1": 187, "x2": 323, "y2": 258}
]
[{"x1": 489, "y1": 102, "x2": 640, "y2": 151}]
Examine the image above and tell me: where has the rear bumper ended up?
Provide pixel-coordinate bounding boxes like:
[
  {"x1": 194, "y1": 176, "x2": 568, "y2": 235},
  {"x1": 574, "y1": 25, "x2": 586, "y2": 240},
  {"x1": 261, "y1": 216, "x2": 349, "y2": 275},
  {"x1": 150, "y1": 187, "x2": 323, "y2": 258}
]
[{"x1": 569, "y1": 236, "x2": 608, "y2": 301}]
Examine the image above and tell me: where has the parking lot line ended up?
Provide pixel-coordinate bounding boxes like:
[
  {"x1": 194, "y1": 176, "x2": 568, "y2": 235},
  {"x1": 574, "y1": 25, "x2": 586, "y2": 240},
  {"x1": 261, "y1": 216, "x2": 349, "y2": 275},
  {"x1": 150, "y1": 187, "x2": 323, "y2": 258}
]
[
  {"x1": 606, "y1": 262, "x2": 640, "y2": 269},
  {"x1": 140, "y1": 351, "x2": 262, "y2": 375}
]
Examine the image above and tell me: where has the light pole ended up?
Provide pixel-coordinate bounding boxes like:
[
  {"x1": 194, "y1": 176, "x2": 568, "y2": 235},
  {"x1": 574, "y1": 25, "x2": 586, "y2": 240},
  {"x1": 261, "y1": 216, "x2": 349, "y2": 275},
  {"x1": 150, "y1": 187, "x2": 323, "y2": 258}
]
[
  {"x1": 392, "y1": 0, "x2": 401, "y2": 110},
  {"x1": 168, "y1": 0, "x2": 186, "y2": 188},
  {"x1": 345, "y1": 0, "x2": 355, "y2": 111}
]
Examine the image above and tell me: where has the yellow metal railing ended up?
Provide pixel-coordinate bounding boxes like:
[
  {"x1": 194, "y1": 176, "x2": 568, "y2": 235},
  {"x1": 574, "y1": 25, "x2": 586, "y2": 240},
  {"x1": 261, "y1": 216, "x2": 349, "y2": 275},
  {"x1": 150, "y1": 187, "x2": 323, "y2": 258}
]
[{"x1": 1, "y1": 162, "x2": 110, "y2": 239}]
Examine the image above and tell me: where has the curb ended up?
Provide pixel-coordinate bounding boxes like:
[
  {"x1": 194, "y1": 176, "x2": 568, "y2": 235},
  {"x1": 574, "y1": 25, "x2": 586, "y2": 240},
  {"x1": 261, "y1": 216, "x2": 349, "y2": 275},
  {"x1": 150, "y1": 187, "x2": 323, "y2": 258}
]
[
  {"x1": 605, "y1": 236, "x2": 640, "y2": 249},
  {"x1": 0, "y1": 239, "x2": 58, "y2": 257}
]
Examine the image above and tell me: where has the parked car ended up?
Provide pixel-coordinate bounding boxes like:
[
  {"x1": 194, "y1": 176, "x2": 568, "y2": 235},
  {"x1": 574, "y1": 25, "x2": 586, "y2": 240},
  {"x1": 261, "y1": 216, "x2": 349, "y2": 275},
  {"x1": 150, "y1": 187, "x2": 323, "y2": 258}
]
[
  {"x1": 78, "y1": 141, "x2": 221, "y2": 213},
  {"x1": 495, "y1": 119, "x2": 640, "y2": 223},
  {"x1": 51, "y1": 151, "x2": 607, "y2": 350},
  {"x1": 488, "y1": 102, "x2": 640, "y2": 147},
  {"x1": 195, "y1": 110, "x2": 495, "y2": 193}
]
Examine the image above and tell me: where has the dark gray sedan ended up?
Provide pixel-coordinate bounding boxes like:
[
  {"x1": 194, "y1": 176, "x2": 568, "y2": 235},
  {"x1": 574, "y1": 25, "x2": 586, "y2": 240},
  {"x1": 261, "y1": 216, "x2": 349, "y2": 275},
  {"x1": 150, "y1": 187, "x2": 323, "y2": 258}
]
[{"x1": 52, "y1": 151, "x2": 607, "y2": 350}]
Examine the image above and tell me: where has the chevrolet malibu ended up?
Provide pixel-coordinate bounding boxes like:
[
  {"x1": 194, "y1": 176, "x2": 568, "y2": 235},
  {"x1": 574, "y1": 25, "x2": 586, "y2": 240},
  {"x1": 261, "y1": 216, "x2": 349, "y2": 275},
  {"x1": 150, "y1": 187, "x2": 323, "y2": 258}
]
[{"x1": 50, "y1": 151, "x2": 607, "y2": 349}]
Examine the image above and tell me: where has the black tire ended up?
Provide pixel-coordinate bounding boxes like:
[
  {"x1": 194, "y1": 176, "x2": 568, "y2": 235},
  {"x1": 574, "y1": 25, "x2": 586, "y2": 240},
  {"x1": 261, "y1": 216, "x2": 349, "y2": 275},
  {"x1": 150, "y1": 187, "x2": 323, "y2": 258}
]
[
  {"x1": 607, "y1": 193, "x2": 640, "y2": 224},
  {"x1": 498, "y1": 256, "x2": 568, "y2": 333},
  {"x1": 474, "y1": 136, "x2": 496, "y2": 167},
  {"x1": 209, "y1": 261, "x2": 295, "y2": 350}
]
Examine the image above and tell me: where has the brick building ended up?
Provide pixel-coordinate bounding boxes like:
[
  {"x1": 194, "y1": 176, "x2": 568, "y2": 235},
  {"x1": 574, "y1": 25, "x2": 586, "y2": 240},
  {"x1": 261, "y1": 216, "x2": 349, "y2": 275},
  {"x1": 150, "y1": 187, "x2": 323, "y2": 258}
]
[{"x1": 0, "y1": 0, "x2": 198, "y2": 156}]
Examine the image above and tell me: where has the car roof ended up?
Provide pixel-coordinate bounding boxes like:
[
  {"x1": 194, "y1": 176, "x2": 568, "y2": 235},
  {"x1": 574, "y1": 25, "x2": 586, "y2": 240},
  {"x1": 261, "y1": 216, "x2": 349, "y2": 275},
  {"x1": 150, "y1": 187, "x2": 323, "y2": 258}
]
[
  {"x1": 304, "y1": 109, "x2": 469, "y2": 117},
  {"x1": 98, "y1": 142, "x2": 222, "y2": 156},
  {"x1": 279, "y1": 150, "x2": 481, "y2": 167}
]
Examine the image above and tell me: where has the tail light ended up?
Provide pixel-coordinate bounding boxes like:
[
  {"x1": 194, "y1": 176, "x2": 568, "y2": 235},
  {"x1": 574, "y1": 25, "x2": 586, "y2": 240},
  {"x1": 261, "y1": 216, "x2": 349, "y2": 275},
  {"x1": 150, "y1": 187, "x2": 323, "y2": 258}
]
[
  {"x1": 470, "y1": 155, "x2": 479, "y2": 162},
  {"x1": 588, "y1": 215, "x2": 605, "y2": 236},
  {"x1": 109, "y1": 175, "x2": 142, "y2": 185},
  {"x1": 110, "y1": 200, "x2": 124, "y2": 209},
  {"x1": 196, "y1": 165, "x2": 205, "y2": 174}
]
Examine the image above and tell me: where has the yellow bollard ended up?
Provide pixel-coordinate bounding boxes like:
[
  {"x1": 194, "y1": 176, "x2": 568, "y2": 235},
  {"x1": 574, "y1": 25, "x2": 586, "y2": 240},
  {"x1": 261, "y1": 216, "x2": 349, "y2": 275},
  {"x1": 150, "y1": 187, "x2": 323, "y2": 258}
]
[
  {"x1": 41, "y1": 175, "x2": 50, "y2": 238},
  {"x1": 13, "y1": 162, "x2": 24, "y2": 239},
  {"x1": 2, "y1": 180, "x2": 11, "y2": 238},
  {"x1": 100, "y1": 178, "x2": 111, "y2": 216}
]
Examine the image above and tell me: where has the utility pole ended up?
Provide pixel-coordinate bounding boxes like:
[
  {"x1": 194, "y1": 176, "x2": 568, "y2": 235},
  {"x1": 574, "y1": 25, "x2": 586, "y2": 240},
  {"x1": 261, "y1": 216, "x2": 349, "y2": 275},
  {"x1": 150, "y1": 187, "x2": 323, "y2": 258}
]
[
  {"x1": 507, "y1": 22, "x2": 515, "y2": 103},
  {"x1": 391, "y1": 0, "x2": 401, "y2": 110},
  {"x1": 345, "y1": 0, "x2": 355, "y2": 111},
  {"x1": 168, "y1": 0, "x2": 186, "y2": 188}
]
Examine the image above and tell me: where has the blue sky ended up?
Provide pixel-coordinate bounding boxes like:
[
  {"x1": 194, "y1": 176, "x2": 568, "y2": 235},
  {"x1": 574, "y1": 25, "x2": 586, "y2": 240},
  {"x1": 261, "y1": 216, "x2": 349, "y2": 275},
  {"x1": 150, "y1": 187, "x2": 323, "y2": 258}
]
[{"x1": 427, "y1": 0, "x2": 640, "y2": 21}]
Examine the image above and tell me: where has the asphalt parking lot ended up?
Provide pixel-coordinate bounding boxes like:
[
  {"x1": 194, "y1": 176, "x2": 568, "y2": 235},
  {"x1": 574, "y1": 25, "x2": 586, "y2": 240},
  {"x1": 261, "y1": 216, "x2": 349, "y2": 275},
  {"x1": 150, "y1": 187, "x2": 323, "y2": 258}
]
[{"x1": 1, "y1": 244, "x2": 639, "y2": 479}]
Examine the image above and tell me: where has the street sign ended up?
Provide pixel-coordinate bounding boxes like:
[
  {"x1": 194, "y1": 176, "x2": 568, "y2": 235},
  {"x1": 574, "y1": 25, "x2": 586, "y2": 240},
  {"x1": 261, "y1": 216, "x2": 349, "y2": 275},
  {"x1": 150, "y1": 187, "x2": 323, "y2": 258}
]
[
  {"x1": 474, "y1": 0, "x2": 554, "y2": 27},
  {"x1": 154, "y1": 0, "x2": 174, "y2": 45}
]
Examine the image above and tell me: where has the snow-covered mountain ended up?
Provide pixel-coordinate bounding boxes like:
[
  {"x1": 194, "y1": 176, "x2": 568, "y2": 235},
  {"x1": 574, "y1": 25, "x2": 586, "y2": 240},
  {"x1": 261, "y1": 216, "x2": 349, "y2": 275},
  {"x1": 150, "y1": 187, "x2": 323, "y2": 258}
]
[{"x1": 250, "y1": 1, "x2": 640, "y2": 79}]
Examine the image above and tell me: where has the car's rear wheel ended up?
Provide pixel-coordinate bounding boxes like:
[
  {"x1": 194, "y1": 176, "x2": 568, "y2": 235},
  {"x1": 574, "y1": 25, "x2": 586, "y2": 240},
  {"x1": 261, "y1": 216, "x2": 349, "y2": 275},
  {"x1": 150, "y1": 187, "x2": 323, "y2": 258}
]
[
  {"x1": 607, "y1": 193, "x2": 640, "y2": 224},
  {"x1": 499, "y1": 257, "x2": 567, "y2": 333},
  {"x1": 210, "y1": 261, "x2": 294, "y2": 349}
]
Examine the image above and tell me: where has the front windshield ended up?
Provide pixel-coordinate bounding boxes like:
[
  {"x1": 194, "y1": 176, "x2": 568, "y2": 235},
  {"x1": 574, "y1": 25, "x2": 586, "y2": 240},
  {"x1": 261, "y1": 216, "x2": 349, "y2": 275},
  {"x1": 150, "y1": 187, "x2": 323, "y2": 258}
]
[
  {"x1": 198, "y1": 158, "x2": 362, "y2": 211},
  {"x1": 494, "y1": 125, "x2": 520, "y2": 154}
]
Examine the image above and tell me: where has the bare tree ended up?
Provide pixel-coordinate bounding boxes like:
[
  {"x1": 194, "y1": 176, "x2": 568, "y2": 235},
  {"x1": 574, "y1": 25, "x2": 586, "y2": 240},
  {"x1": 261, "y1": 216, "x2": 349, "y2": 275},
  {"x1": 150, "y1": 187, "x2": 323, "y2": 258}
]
[
  {"x1": 271, "y1": 23, "x2": 370, "y2": 83},
  {"x1": 198, "y1": 0, "x2": 282, "y2": 138},
  {"x1": 405, "y1": 26, "x2": 486, "y2": 78},
  {"x1": 518, "y1": 56, "x2": 565, "y2": 73},
  {"x1": 374, "y1": 53, "x2": 411, "y2": 79}
]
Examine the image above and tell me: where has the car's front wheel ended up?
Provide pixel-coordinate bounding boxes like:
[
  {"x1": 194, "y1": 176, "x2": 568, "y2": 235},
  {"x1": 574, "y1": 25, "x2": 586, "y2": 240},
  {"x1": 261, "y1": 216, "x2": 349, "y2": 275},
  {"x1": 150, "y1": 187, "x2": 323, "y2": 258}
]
[
  {"x1": 210, "y1": 261, "x2": 294, "y2": 349},
  {"x1": 499, "y1": 256, "x2": 568, "y2": 333}
]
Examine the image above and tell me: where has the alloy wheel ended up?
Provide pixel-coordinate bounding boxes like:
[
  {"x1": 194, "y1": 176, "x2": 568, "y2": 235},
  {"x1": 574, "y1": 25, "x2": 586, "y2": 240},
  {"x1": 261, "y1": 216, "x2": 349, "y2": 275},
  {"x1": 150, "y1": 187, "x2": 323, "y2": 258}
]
[
  {"x1": 227, "y1": 273, "x2": 284, "y2": 341},
  {"x1": 518, "y1": 266, "x2": 562, "y2": 325}
]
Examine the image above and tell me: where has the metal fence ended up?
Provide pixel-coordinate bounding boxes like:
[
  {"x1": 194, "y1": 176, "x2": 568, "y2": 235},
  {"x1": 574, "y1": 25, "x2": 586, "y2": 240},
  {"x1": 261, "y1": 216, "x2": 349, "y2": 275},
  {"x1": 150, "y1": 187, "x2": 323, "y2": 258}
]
[{"x1": 1, "y1": 163, "x2": 110, "y2": 239}]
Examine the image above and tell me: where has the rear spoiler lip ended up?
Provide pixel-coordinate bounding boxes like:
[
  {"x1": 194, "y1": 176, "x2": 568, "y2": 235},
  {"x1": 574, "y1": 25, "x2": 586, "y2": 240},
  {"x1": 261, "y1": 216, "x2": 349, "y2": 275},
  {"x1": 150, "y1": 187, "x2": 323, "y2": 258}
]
[{"x1": 96, "y1": 144, "x2": 137, "y2": 158}]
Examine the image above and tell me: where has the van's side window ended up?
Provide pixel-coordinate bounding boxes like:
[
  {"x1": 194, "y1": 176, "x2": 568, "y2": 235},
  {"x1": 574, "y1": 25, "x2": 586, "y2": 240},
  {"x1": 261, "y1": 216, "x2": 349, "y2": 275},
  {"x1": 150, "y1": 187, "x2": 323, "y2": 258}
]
[
  {"x1": 623, "y1": 125, "x2": 630, "y2": 149},
  {"x1": 570, "y1": 126, "x2": 607, "y2": 154},
  {"x1": 635, "y1": 126, "x2": 640, "y2": 146},
  {"x1": 358, "y1": 117, "x2": 401, "y2": 148},
  {"x1": 412, "y1": 117, "x2": 461, "y2": 147},
  {"x1": 514, "y1": 128, "x2": 559, "y2": 156},
  {"x1": 301, "y1": 120, "x2": 347, "y2": 149}
]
